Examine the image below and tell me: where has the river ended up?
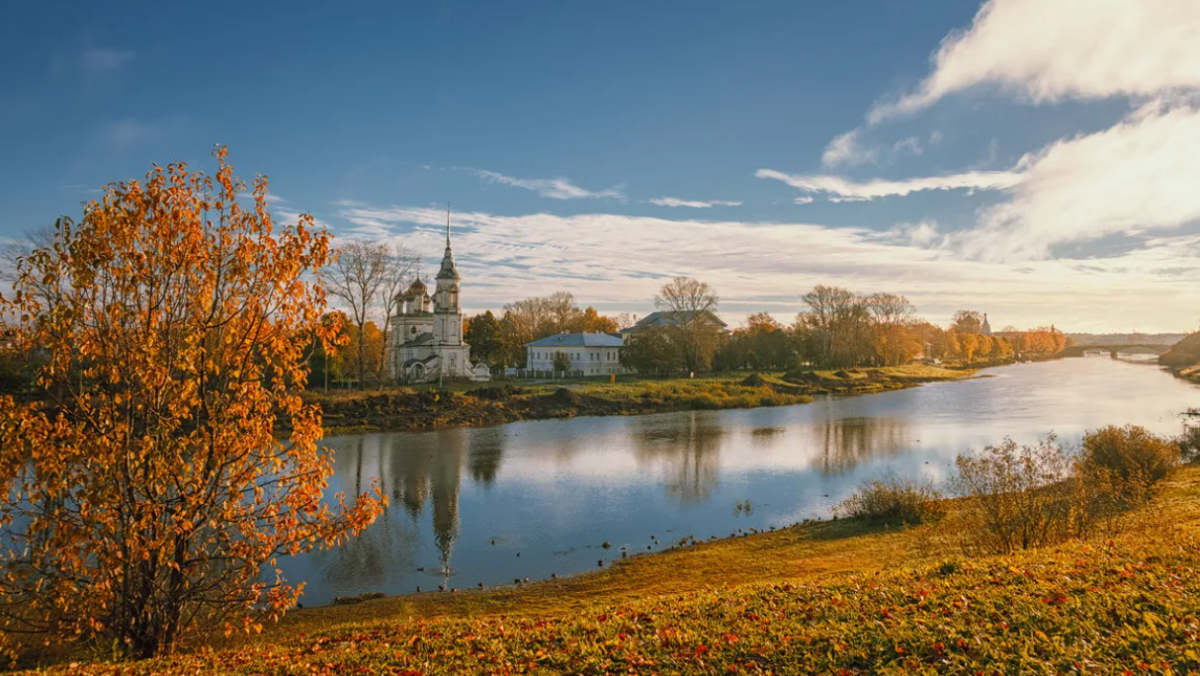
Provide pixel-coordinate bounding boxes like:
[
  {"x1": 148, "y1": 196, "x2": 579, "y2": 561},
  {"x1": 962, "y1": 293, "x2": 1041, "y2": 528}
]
[{"x1": 281, "y1": 356, "x2": 1200, "y2": 606}]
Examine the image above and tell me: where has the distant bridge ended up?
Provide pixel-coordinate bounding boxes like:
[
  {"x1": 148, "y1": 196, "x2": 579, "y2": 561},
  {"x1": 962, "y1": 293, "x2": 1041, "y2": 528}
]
[{"x1": 1063, "y1": 344, "x2": 1174, "y2": 359}]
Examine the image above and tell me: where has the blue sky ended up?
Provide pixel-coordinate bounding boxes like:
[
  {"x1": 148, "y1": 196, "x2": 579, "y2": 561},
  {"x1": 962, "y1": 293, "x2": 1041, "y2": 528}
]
[{"x1": 2, "y1": 0, "x2": 1199, "y2": 332}]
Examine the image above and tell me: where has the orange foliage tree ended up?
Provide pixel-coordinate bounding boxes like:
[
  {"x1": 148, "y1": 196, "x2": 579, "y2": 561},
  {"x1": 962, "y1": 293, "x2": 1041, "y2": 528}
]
[{"x1": 0, "y1": 149, "x2": 384, "y2": 659}]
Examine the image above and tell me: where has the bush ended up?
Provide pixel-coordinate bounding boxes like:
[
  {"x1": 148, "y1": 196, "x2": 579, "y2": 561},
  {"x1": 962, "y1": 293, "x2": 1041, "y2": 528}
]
[
  {"x1": 1080, "y1": 425, "x2": 1179, "y2": 499},
  {"x1": 950, "y1": 436, "x2": 1075, "y2": 555},
  {"x1": 837, "y1": 473, "x2": 946, "y2": 525},
  {"x1": 1180, "y1": 424, "x2": 1200, "y2": 464}
]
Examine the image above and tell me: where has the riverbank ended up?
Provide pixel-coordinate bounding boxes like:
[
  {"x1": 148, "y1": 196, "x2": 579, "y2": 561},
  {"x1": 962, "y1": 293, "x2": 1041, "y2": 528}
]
[
  {"x1": 31, "y1": 464, "x2": 1200, "y2": 674},
  {"x1": 307, "y1": 364, "x2": 979, "y2": 434}
]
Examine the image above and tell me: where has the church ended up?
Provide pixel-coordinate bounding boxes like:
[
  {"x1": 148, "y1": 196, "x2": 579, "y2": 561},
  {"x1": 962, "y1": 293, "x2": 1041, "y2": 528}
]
[{"x1": 387, "y1": 218, "x2": 490, "y2": 383}]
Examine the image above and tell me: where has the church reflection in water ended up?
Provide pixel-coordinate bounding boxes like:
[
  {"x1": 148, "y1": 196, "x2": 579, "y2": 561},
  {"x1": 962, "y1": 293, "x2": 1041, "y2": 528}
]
[
  {"x1": 311, "y1": 410, "x2": 909, "y2": 593},
  {"x1": 313, "y1": 427, "x2": 505, "y2": 591}
]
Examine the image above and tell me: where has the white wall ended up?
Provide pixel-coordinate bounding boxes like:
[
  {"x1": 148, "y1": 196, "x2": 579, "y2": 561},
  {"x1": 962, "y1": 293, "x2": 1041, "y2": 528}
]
[{"x1": 526, "y1": 345, "x2": 627, "y2": 376}]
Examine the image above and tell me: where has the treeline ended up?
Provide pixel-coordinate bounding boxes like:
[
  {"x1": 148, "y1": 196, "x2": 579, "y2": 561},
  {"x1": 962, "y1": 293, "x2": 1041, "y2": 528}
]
[
  {"x1": 463, "y1": 292, "x2": 630, "y2": 369},
  {"x1": 622, "y1": 282, "x2": 1069, "y2": 375}
]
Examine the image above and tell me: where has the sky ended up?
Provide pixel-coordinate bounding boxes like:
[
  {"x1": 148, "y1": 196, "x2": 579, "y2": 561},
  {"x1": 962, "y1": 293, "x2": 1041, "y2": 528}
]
[{"x1": 1, "y1": 0, "x2": 1199, "y2": 332}]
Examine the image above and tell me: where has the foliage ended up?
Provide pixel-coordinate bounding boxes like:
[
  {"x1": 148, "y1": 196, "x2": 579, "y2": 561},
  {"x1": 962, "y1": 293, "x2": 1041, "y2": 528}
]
[
  {"x1": 497, "y1": 292, "x2": 622, "y2": 367},
  {"x1": 837, "y1": 473, "x2": 946, "y2": 524},
  {"x1": 0, "y1": 148, "x2": 384, "y2": 659},
  {"x1": 27, "y1": 469, "x2": 1200, "y2": 675},
  {"x1": 463, "y1": 310, "x2": 503, "y2": 367},
  {"x1": 620, "y1": 326, "x2": 682, "y2": 375},
  {"x1": 1080, "y1": 424, "x2": 1180, "y2": 500},
  {"x1": 714, "y1": 313, "x2": 797, "y2": 371},
  {"x1": 551, "y1": 351, "x2": 572, "y2": 373},
  {"x1": 950, "y1": 436, "x2": 1076, "y2": 555},
  {"x1": 950, "y1": 428, "x2": 1177, "y2": 556},
  {"x1": 341, "y1": 321, "x2": 385, "y2": 386}
]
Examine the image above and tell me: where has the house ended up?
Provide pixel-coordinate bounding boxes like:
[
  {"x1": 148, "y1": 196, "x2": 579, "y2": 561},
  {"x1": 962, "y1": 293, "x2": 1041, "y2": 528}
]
[
  {"x1": 620, "y1": 310, "x2": 728, "y2": 335},
  {"x1": 386, "y1": 215, "x2": 490, "y2": 383},
  {"x1": 525, "y1": 332, "x2": 629, "y2": 377}
]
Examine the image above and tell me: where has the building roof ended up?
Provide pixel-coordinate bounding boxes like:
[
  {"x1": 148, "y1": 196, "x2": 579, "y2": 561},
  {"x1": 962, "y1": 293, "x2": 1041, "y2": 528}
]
[
  {"x1": 404, "y1": 332, "x2": 435, "y2": 346},
  {"x1": 621, "y1": 310, "x2": 728, "y2": 333},
  {"x1": 525, "y1": 332, "x2": 625, "y2": 348}
]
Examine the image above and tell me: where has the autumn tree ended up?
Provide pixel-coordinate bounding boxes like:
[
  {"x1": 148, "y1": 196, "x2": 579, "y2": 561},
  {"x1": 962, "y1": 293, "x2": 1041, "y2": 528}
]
[
  {"x1": 343, "y1": 321, "x2": 385, "y2": 382},
  {"x1": 324, "y1": 240, "x2": 390, "y2": 388},
  {"x1": 655, "y1": 276, "x2": 721, "y2": 373},
  {"x1": 0, "y1": 149, "x2": 384, "y2": 659}
]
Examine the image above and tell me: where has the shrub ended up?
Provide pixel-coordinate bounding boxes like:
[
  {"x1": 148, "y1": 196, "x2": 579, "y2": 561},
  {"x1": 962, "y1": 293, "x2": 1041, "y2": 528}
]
[
  {"x1": 1181, "y1": 425, "x2": 1200, "y2": 463},
  {"x1": 837, "y1": 473, "x2": 946, "y2": 525},
  {"x1": 1080, "y1": 425, "x2": 1179, "y2": 500},
  {"x1": 950, "y1": 436, "x2": 1075, "y2": 555}
]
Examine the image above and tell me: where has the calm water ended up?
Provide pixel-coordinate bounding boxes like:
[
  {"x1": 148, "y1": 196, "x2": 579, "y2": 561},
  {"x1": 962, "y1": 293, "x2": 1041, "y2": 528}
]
[{"x1": 282, "y1": 357, "x2": 1200, "y2": 606}]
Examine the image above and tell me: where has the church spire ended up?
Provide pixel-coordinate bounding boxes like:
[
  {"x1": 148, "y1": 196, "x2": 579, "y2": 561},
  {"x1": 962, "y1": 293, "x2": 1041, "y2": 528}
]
[{"x1": 445, "y1": 202, "x2": 451, "y2": 249}]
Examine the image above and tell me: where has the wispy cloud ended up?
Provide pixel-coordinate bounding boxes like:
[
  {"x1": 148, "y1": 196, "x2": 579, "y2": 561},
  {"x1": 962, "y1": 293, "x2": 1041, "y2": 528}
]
[
  {"x1": 471, "y1": 169, "x2": 625, "y2": 200},
  {"x1": 793, "y1": 197, "x2": 814, "y2": 205},
  {"x1": 647, "y1": 197, "x2": 742, "y2": 208},
  {"x1": 960, "y1": 101, "x2": 1200, "y2": 261},
  {"x1": 820, "y1": 130, "x2": 926, "y2": 169},
  {"x1": 868, "y1": 0, "x2": 1200, "y2": 123},
  {"x1": 756, "y1": 168, "x2": 1022, "y2": 201},
  {"x1": 328, "y1": 204, "x2": 1200, "y2": 331}
]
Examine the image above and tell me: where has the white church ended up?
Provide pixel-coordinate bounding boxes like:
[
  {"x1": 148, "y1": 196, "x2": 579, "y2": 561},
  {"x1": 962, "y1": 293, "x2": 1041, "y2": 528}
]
[{"x1": 387, "y1": 219, "x2": 490, "y2": 383}]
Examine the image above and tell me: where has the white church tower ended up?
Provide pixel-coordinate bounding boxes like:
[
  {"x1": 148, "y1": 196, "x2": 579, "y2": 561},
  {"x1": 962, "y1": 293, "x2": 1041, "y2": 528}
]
[{"x1": 387, "y1": 209, "x2": 490, "y2": 383}]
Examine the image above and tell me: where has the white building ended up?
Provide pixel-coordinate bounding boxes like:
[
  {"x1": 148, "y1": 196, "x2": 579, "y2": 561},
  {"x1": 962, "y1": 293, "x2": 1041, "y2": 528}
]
[
  {"x1": 525, "y1": 332, "x2": 629, "y2": 377},
  {"x1": 387, "y1": 219, "x2": 490, "y2": 383}
]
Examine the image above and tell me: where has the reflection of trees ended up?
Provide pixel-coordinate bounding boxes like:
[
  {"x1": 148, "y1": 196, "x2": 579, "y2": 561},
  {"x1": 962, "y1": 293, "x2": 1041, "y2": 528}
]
[
  {"x1": 810, "y1": 416, "x2": 909, "y2": 475},
  {"x1": 467, "y1": 429, "x2": 506, "y2": 486},
  {"x1": 631, "y1": 412, "x2": 722, "y2": 503}
]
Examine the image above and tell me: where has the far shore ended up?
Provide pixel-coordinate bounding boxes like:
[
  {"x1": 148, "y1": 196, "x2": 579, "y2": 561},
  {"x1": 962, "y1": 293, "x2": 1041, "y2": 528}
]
[{"x1": 304, "y1": 363, "x2": 996, "y2": 436}]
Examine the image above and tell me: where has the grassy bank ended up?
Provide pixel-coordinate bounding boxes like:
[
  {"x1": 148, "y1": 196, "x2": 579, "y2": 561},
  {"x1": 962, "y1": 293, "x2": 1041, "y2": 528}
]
[
  {"x1": 308, "y1": 364, "x2": 977, "y2": 434},
  {"x1": 27, "y1": 465, "x2": 1200, "y2": 674}
]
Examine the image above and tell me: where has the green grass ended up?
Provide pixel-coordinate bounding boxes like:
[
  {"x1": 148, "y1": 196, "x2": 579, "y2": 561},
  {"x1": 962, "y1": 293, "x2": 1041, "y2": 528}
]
[
  {"x1": 23, "y1": 465, "x2": 1200, "y2": 674},
  {"x1": 308, "y1": 366, "x2": 976, "y2": 434}
]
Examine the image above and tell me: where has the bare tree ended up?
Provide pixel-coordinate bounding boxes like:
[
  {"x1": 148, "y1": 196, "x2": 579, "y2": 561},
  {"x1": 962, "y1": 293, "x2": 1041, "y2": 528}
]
[
  {"x1": 655, "y1": 276, "x2": 720, "y2": 373},
  {"x1": 376, "y1": 244, "x2": 419, "y2": 381},
  {"x1": 324, "y1": 241, "x2": 389, "y2": 389},
  {"x1": 865, "y1": 292, "x2": 916, "y2": 326}
]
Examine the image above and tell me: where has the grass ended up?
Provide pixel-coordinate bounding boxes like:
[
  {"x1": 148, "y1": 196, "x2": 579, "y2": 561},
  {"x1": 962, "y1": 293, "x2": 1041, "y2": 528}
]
[
  {"x1": 307, "y1": 365, "x2": 977, "y2": 434},
  {"x1": 22, "y1": 464, "x2": 1200, "y2": 674}
]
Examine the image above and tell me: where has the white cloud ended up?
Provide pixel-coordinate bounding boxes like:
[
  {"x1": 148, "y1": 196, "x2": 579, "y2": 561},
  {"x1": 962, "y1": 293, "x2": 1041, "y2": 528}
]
[
  {"x1": 821, "y1": 130, "x2": 879, "y2": 168},
  {"x1": 793, "y1": 197, "x2": 814, "y2": 205},
  {"x1": 331, "y1": 203, "x2": 1200, "y2": 332},
  {"x1": 472, "y1": 169, "x2": 625, "y2": 200},
  {"x1": 961, "y1": 102, "x2": 1200, "y2": 260},
  {"x1": 756, "y1": 167, "x2": 1022, "y2": 201},
  {"x1": 869, "y1": 0, "x2": 1200, "y2": 123},
  {"x1": 647, "y1": 197, "x2": 742, "y2": 208}
]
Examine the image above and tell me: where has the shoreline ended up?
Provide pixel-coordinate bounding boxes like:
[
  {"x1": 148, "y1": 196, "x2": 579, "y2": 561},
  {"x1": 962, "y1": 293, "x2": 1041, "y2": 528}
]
[
  {"x1": 30, "y1": 464, "x2": 1199, "y2": 674},
  {"x1": 307, "y1": 363, "x2": 990, "y2": 436}
]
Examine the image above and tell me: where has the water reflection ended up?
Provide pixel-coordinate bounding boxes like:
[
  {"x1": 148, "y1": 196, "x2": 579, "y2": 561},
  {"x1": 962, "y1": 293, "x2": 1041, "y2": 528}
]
[
  {"x1": 810, "y1": 416, "x2": 910, "y2": 475},
  {"x1": 631, "y1": 413, "x2": 723, "y2": 503},
  {"x1": 289, "y1": 358, "x2": 1200, "y2": 606}
]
